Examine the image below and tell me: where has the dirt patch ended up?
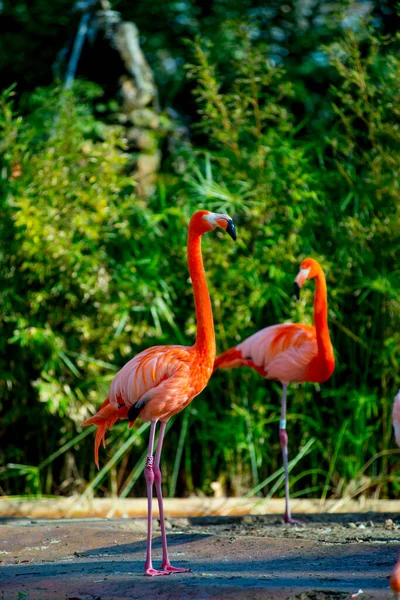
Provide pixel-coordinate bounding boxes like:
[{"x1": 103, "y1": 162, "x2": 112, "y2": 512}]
[
  {"x1": 0, "y1": 513, "x2": 398, "y2": 600},
  {"x1": 180, "y1": 511, "x2": 399, "y2": 544}
]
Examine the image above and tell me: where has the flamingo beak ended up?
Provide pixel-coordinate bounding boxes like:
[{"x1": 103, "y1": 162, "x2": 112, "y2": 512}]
[
  {"x1": 226, "y1": 218, "x2": 236, "y2": 241},
  {"x1": 294, "y1": 268, "x2": 310, "y2": 299},
  {"x1": 216, "y1": 217, "x2": 236, "y2": 241}
]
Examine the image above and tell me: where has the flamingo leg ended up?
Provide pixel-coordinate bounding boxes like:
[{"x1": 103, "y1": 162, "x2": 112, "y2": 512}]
[
  {"x1": 154, "y1": 421, "x2": 191, "y2": 574},
  {"x1": 279, "y1": 384, "x2": 298, "y2": 524},
  {"x1": 144, "y1": 421, "x2": 170, "y2": 577}
]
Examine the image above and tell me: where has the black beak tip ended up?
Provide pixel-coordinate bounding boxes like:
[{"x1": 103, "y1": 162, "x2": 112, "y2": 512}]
[
  {"x1": 294, "y1": 281, "x2": 300, "y2": 300},
  {"x1": 226, "y1": 219, "x2": 236, "y2": 241}
]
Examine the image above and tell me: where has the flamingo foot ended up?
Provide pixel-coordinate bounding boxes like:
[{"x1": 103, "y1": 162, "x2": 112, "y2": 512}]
[
  {"x1": 284, "y1": 514, "x2": 305, "y2": 526},
  {"x1": 162, "y1": 563, "x2": 191, "y2": 574},
  {"x1": 144, "y1": 566, "x2": 171, "y2": 577}
]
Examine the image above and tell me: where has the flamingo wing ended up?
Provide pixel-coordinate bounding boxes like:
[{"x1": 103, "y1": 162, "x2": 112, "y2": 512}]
[
  {"x1": 82, "y1": 345, "x2": 193, "y2": 468},
  {"x1": 109, "y1": 345, "x2": 192, "y2": 415},
  {"x1": 238, "y1": 323, "x2": 317, "y2": 383}
]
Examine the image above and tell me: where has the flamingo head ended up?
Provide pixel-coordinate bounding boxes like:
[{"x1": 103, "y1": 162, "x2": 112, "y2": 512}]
[
  {"x1": 190, "y1": 210, "x2": 236, "y2": 240},
  {"x1": 294, "y1": 258, "x2": 321, "y2": 299}
]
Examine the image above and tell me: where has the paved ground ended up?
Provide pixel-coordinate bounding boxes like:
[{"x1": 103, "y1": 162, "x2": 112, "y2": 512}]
[{"x1": 0, "y1": 513, "x2": 398, "y2": 599}]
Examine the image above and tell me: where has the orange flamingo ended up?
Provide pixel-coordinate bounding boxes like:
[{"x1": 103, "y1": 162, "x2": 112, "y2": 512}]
[
  {"x1": 214, "y1": 257, "x2": 335, "y2": 523},
  {"x1": 82, "y1": 209, "x2": 236, "y2": 576},
  {"x1": 390, "y1": 390, "x2": 400, "y2": 596}
]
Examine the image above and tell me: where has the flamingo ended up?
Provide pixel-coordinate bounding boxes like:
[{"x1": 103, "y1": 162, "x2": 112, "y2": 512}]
[
  {"x1": 81, "y1": 209, "x2": 236, "y2": 576},
  {"x1": 213, "y1": 257, "x2": 335, "y2": 523},
  {"x1": 390, "y1": 390, "x2": 400, "y2": 596},
  {"x1": 392, "y1": 390, "x2": 400, "y2": 448}
]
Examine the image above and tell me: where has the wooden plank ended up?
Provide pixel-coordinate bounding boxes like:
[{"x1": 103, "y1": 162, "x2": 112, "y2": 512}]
[{"x1": 1, "y1": 496, "x2": 400, "y2": 519}]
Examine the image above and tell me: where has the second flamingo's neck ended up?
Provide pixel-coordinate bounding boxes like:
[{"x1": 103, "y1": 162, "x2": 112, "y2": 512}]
[
  {"x1": 187, "y1": 230, "x2": 216, "y2": 357},
  {"x1": 313, "y1": 269, "x2": 332, "y2": 360}
]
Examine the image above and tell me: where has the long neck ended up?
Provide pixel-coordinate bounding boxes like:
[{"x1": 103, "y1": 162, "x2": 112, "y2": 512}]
[
  {"x1": 187, "y1": 229, "x2": 216, "y2": 356},
  {"x1": 313, "y1": 269, "x2": 333, "y2": 359}
]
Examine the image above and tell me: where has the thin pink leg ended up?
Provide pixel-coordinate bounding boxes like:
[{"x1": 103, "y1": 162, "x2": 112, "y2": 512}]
[
  {"x1": 154, "y1": 421, "x2": 191, "y2": 574},
  {"x1": 279, "y1": 385, "x2": 302, "y2": 525},
  {"x1": 144, "y1": 422, "x2": 170, "y2": 577}
]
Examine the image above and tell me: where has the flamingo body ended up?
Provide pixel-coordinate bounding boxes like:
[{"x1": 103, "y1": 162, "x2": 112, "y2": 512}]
[
  {"x1": 390, "y1": 390, "x2": 400, "y2": 596},
  {"x1": 85, "y1": 344, "x2": 213, "y2": 467},
  {"x1": 216, "y1": 322, "x2": 334, "y2": 385},
  {"x1": 82, "y1": 209, "x2": 236, "y2": 575},
  {"x1": 391, "y1": 560, "x2": 400, "y2": 596},
  {"x1": 110, "y1": 344, "x2": 213, "y2": 421},
  {"x1": 392, "y1": 390, "x2": 400, "y2": 448}
]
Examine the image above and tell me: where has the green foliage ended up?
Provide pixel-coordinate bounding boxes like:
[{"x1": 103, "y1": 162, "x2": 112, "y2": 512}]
[
  {"x1": 181, "y1": 26, "x2": 400, "y2": 500},
  {"x1": 1, "y1": 19, "x2": 399, "y2": 503},
  {"x1": 0, "y1": 85, "x2": 190, "y2": 494}
]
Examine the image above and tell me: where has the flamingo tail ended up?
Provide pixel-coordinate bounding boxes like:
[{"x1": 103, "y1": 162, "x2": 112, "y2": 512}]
[{"x1": 81, "y1": 398, "x2": 132, "y2": 469}]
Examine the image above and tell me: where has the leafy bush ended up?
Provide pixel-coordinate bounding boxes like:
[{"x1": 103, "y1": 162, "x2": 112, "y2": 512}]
[{"x1": 0, "y1": 85, "x2": 188, "y2": 494}]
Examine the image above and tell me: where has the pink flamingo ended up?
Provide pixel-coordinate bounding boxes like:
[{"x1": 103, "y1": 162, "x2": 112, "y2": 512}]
[
  {"x1": 390, "y1": 390, "x2": 400, "y2": 596},
  {"x1": 392, "y1": 390, "x2": 400, "y2": 448},
  {"x1": 82, "y1": 209, "x2": 236, "y2": 576},
  {"x1": 214, "y1": 258, "x2": 335, "y2": 523}
]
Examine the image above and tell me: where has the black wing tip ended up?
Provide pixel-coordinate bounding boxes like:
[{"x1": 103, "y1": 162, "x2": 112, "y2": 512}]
[{"x1": 128, "y1": 402, "x2": 143, "y2": 422}]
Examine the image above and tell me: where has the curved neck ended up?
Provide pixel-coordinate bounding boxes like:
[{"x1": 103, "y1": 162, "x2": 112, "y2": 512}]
[
  {"x1": 313, "y1": 269, "x2": 332, "y2": 359},
  {"x1": 187, "y1": 228, "x2": 216, "y2": 356}
]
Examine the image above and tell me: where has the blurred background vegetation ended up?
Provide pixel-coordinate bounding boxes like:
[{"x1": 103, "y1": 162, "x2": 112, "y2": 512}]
[{"x1": 0, "y1": 0, "x2": 399, "y2": 504}]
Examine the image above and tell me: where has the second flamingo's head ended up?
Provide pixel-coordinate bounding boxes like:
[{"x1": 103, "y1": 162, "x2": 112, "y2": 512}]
[
  {"x1": 294, "y1": 258, "x2": 321, "y2": 299},
  {"x1": 189, "y1": 210, "x2": 236, "y2": 241}
]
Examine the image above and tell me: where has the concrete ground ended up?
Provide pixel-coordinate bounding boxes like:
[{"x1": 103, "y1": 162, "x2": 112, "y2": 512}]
[{"x1": 0, "y1": 513, "x2": 398, "y2": 600}]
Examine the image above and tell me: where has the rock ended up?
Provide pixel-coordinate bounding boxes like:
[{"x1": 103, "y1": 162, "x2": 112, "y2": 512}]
[
  {"x1": 114, "y1": 22, "x2": 157, "y2": 110},
  {"x1": 384, "y1": 518, "x2": 395, "y2": 530}
]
